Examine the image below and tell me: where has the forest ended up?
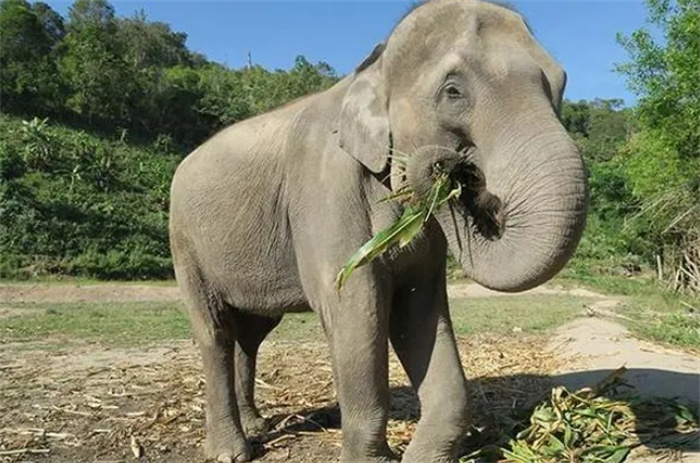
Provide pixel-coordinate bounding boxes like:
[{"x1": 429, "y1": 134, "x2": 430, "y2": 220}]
[{"x1": 0, "y1": 0, "x2": 698, "y2": 293}]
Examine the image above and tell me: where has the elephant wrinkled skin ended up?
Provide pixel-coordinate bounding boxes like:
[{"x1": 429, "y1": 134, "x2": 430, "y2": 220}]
[{"x1": 168, "y1": 1, "x2": 589, "y2": 462}]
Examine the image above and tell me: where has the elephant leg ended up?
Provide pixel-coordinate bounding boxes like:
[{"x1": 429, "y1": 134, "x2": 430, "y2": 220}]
[
  {"x1": 389, "y1": 275, "x2": 469, "y2": 463},
  {"x1": 313, "y1": 280, "x2": 397, "y2": 463},
  {"x1": 234, "y1": 312, "x2": 282, "y2": 437},
  {"x1": 176, "y1": 266, "x2": 251, "y2": 463},
  {"x1": 330, "y1": 320, "x2": 396, "y2": 462}
]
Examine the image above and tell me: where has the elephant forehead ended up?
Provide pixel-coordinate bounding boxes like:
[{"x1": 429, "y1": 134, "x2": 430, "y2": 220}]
[
  {"x1": 383, "y1": 1, "x2": 536, "y2": 80},
  {"x1": 389, "y1": 0, "x2": 531, "y2": 47}
]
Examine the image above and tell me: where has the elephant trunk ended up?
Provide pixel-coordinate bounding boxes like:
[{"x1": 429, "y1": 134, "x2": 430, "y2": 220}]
[{"x1": 407, "y1": 115, "x2": 589, "y2": 293}]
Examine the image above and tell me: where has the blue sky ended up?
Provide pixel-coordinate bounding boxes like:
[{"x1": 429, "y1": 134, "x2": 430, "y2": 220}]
[{"x1": 45, "y1": 0, "x2": 651, "y2": 106}]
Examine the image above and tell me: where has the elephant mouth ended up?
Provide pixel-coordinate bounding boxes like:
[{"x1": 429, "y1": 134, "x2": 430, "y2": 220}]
[
  {"x1": 448, "y1": 157, "x2": 506, "y2": 241},
  {"x1": 400, "y1": 143, "x2": 507, "y2": 242}
]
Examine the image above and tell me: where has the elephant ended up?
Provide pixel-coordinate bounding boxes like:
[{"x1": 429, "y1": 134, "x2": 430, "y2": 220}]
[{"x1": 168, "y1": 0, "x2": 589, "y2": 462}]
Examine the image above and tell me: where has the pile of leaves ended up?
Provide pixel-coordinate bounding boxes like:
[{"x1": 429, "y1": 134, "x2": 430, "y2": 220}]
[{"x1": 464, "y1": 367, "x2": 699, "y2": 463}]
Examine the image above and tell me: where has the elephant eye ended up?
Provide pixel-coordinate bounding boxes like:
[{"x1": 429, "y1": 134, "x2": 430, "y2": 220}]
[{"x1": 444, "y1": 84, "x2": 463, "y2": 99}]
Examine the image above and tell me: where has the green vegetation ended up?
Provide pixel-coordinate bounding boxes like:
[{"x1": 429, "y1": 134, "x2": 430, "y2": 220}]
[
  {"x1": 613, "y1": 0, "x2": 699, "y2": 293},
  {"x1": 0, "y1": 114, "x2": 179, "y2": 279},
  {"x1": 0, "y1": 0, "x2": 337, "y2": 279},
  {"x1": 449, "y1": 295, "x2": 589, "y2": 335},
  {"x1": 0, "y1": 0, "x2": 697, "y2": 302},
  {"x1": 0, "y1": 301, "x2": 191, "y2": 345},
  {"x1": 555, "y1": 0, "x2": 699, "y2": 294},
  {"x1": 0, "y1": 295, "x2": 591, "y2": 347},
  {"x1": 0, "y1": 0, "x2": 337, "y2": 149}
]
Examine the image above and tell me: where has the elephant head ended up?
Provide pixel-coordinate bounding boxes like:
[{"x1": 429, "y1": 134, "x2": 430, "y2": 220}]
[{"x1": 338, "y1": 0, "x2": 589, "y2": 292}]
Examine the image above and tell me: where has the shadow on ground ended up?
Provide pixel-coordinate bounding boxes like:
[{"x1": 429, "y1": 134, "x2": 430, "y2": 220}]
[{"x1": 254, "y1": 368, "x2": 699, "y2": 461}]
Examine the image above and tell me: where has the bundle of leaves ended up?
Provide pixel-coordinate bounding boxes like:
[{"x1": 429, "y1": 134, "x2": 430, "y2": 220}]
[
  {"x1": 464, "y1": 367, "x2": 699, "y2": 463},
  {"x1": 335, "y1": 162, "x2": 461, "y2": 291}
]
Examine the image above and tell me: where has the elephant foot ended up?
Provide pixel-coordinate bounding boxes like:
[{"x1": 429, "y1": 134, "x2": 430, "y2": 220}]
[
  {"x1": 401, "y1": 458, "x2": 456, "y2": 463},
  {"x1": 240, "y1": 414, "x2": 270, "y2": 437},
  {"x1": 340, "y1": 450, "x2": 400, "y2": 463},
  {"x1": 400, "y1": 446, "x2": 460, "y2": 463},
  {"x1": 205, "y1": 436, "x2": 251, "y2": 463},
  {"x1": 340, "y1": 458, "x2": 399, "y2": 463}
]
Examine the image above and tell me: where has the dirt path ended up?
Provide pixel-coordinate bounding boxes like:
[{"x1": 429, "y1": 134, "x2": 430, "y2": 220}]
[
  {"x1": 0, "y1": 282, "x2": 181, "y2": 304},
  {"x1": 1, "y1": 281, "x2": 698, "y2": 463},
  {"x1": 549, "y1": 317, "x2": 699, "y2": 399}
]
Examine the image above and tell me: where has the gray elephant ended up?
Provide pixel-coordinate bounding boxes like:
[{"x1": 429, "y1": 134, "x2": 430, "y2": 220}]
[{"x1": 168, "y1": 0, "x2": 589, "y2": 462}]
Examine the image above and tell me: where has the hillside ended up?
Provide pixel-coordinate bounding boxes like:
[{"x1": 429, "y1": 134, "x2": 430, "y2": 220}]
[{"x1": 0, "y1": 114, "x2": 178, "y2": 279}]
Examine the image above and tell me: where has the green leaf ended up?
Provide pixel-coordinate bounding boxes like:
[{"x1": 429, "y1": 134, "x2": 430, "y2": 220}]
[
  {"x1": 335, "y1": 166, "x2": 461, "y2": 292},
  {"x1": 398, "y1": 209, "x2": 427, "y2": 248},
  {"x1": 334, "y1": 207, "x2": 425, "y2": 291}
]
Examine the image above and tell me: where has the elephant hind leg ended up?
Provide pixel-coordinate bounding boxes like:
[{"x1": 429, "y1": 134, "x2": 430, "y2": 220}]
[
  {"x1": 234, "y1": 311, "x2": 282, "y2": 437},
  {"x1": 174, "y1": 263, "x2": 251, "y2": 463}
]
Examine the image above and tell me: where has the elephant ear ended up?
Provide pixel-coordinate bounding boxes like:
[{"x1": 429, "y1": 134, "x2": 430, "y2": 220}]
[
  {"x1": 338, "y1": 43, "x2": 390, "y2": 174},
  {"x1": 552, "y1": 70, "x2": 567, "y2": 114}
]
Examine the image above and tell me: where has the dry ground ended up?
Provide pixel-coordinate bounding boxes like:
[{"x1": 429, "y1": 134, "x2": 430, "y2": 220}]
[{"x1": 0, "y1": 281, "x2": 698, "y2": 463}]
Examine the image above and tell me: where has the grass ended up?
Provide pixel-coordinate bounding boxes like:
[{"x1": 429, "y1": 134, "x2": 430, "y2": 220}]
[
  {"x1": 554, "y1": 267, "x2": 659, "y2": 297},
  {"x1": 0, "y1": 301, "x2": 191, "y2": 346},
  {"x1": 2, "y1": 267, "x2": 699, "y2": 352},
  {"x1": 450, "y1": 295, "x2": 589, "y2": 335},
  {"x1": 0, "y1": 295, "x2": 591, "y2": 348},
  {"x1": 620, "y1": 302, "x2": 700, "y2": 351}
]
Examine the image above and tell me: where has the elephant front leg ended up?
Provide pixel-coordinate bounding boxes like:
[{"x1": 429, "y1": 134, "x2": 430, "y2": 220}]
[
  {"x1": 317, "y1": 279, "x2": 397, "y2": 463},
  {"x1": 331, "y1": 325, "x2": 397, "y2": 463},
  {"x1": 390, "y1": 278, "x2": 469, "y2": 463}
]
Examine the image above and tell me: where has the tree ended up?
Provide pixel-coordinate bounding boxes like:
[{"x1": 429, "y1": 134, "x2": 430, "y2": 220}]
[
  {"x1": 584, "y1": 99, "x2": 633, "y2": 163},
  {"x1": 31, "y1": 1, "x2": 65, "y2": 46},
  {"x1": 616, "y1": 0, "x2": 699, "y2": 290},
  {"x1": 559, "y1": 99, "x2": 639, "y2": 268},
  {"x1": 114, "y1": 9, "x2": 201, "y2": 138},
  {"x1": 196, "y1": 64, "x2": 252, "y2": 128},
  {"x1": 116, "y1": 10, "x2": 191, "y2": 70},
  {"x1": 67, "y1": 0, "x2": 114, "y2": 30},
  {"x1": 286, "y1": 55, "x2": 338, "y2": 97},
  {"x1": 60, "y1": 0, "x2": 134, "y2": 125},
  {"x1": 560, "y1": 100, "x2": 591, "y2": 141},
  {"x1": 617, "y1": 0, "x2": 699, "y2": 161},
  {"x1": 0, "y1": 0, "x2": 64, "y2": 114}
]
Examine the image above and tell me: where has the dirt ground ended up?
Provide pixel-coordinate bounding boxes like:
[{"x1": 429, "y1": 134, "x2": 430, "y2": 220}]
[
  {"x1": 1, "y1": 281, "x2": 698, "y2": 463},
  {"x1": 0, "y1": 283, "x2": 181, "y2": 305}
]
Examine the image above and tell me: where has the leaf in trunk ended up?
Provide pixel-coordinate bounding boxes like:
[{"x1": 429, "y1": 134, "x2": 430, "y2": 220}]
[
  {"x1": 334, "y1": 207, "x2": 426, "y2": 291},
  {"x1": 335, "y1": 169, "x2": 460, "y2": 292}
]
